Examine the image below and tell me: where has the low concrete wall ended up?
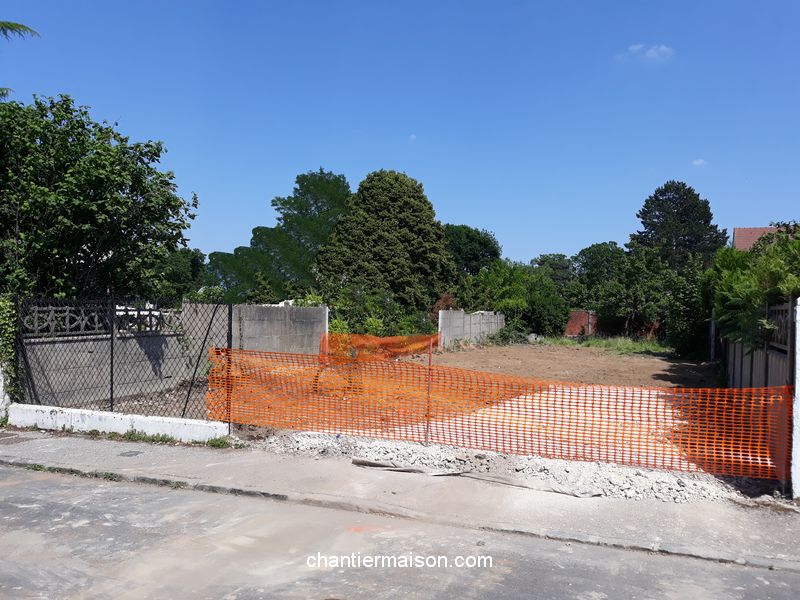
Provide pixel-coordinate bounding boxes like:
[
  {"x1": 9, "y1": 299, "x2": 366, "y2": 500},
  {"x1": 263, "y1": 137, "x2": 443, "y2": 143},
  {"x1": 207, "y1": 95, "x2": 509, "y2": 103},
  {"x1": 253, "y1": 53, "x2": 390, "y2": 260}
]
[
  {"x1": 0, "y1": 369, "x2": 10, "y2": 418},
  {"x1": 8, "y1": 403, "x2": 228, "y2": 443},
  {"x1": 234, "y1": 305, "x2": 328, "y2": 354},
  {"x1": 438, "y1": 309, "x2": 505, "y2": 349},
  {"x1": 21, "y1": 333, "x2": 189, "y2": 407}
]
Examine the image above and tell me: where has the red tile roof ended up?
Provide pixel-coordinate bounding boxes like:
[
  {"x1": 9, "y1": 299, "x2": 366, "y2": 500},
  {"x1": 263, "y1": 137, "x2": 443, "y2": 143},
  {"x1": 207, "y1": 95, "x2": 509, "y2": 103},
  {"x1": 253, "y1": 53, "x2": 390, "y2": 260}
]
[{"x1": 732, "y1": 227, "x2": 777, "y2": 251}]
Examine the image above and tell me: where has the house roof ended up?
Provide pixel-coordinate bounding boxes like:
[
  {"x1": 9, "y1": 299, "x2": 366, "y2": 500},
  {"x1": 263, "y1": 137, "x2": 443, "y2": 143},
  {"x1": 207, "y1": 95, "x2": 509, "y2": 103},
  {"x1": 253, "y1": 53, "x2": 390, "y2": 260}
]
[{"x1": 732, "y1": 227, "x2": 778, "y2": 251}]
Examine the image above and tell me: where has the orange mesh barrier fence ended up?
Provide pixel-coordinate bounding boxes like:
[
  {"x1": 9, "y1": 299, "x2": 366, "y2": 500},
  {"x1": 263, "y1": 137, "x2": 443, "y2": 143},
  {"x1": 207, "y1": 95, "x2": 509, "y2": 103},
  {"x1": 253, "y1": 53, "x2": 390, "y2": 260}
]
[
  {"x1": 321, "y1": 332, "x2": 437, "y2": 361},
  {"x1": 206, "y1": 347, "x2": 792, "y2": 480}
]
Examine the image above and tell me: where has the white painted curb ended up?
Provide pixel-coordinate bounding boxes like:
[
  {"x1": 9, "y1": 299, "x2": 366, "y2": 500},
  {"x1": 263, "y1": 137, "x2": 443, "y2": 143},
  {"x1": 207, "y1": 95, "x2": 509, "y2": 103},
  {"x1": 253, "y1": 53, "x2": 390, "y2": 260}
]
[{"x1": 8, "y1": 404, "x2": 228, "y2": 443}]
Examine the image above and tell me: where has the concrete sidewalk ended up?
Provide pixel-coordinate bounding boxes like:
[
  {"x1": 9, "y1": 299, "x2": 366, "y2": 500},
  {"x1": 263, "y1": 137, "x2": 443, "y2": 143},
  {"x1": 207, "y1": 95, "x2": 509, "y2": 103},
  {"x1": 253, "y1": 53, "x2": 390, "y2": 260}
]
[{"x1": 1, "y1": 428, "x2": 799, "y2": 572}]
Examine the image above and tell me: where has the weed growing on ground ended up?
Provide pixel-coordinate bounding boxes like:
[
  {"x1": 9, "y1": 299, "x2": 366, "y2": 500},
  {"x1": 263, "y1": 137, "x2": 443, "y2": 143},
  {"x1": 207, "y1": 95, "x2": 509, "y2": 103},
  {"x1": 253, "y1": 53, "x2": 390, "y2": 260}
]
[
  {"x1": 205, "y1": 436, "x2": 232, "y2": 448},
  {"x1": 106, "y1": 430, "x2": 177, "y2": 444},
  {"x1": 541, "y1": 336, "x2": 672, "y2": 356}
]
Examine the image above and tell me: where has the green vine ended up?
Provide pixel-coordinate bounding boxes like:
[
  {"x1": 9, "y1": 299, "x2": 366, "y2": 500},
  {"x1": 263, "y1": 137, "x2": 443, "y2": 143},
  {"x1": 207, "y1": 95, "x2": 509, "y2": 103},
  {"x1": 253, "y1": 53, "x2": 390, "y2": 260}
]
[{"x1": 0, "y1": 295, "x2": 20, "y2": 402}]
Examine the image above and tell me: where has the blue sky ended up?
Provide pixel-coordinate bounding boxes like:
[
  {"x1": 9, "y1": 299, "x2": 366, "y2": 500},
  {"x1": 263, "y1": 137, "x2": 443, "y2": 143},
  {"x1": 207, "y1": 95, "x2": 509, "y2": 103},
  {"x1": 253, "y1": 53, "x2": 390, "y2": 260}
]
[{"x1": 2, "y1": 1, "x2": 798, "y2": 261}]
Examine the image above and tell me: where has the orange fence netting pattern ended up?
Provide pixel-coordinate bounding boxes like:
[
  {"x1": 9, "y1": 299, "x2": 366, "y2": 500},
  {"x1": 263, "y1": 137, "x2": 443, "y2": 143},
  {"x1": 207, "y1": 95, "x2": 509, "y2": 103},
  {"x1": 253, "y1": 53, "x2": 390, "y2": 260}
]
[
  {"x1": 206, "y1": 347, "x2": 792, "y2": 480},
  {"x1": 321, "y1": 332, "x2": 438, "y2": 361}
]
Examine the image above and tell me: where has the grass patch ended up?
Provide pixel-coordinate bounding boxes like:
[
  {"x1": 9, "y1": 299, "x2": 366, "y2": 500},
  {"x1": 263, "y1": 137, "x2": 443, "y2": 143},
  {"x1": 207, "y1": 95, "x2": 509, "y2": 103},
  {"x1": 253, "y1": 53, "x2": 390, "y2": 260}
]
[
  {"x1": 205, "y1": 436, "x2": 232, "y2": 449},
  {"x1": 541, "y1": 336, "x2": 673, "y2": 355},
  {"x1": 106, "y1": 430, "x2": 177, "y2": 444}
]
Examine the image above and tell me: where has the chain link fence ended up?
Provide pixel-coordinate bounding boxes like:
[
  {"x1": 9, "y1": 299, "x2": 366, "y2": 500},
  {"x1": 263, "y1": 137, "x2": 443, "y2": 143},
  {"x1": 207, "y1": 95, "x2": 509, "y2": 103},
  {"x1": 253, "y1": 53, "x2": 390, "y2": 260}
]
[{"x1": 17, "y1": 298, "x2": 232, "y2": 419}]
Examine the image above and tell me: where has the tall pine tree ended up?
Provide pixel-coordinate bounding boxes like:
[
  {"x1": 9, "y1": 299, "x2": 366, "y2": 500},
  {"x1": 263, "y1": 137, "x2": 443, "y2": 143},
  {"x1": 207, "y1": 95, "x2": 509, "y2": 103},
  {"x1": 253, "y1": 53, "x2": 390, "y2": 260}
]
[
  {"x1": 629, "y1": 180, "x2": 727, "y2": 270},
  {"x1": 315, "y1": 170, "x2": 455, "y2": 315}
]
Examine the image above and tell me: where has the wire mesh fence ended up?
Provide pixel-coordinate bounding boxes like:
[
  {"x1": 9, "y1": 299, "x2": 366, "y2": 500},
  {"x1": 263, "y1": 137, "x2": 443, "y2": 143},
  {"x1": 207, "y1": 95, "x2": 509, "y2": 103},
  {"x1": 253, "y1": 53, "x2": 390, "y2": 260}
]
[
  {"x1": 17, "y1": 298, "x2": 232, "y2": 419},
  {"x1": 207, "y1": 347, "x2": 792, "y2": 480}
]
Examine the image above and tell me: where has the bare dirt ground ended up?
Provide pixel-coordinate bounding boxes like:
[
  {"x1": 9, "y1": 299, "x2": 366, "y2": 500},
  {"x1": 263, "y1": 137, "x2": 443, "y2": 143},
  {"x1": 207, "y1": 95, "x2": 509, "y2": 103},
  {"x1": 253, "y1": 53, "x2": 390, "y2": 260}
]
[{"x1": 405, "y1": 343, "x2": 719, "y2": 388}]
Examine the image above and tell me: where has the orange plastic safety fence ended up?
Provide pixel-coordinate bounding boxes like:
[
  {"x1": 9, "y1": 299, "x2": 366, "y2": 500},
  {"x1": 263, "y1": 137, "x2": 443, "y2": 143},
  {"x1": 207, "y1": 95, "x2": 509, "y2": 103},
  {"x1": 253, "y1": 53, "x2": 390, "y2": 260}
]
[
  {"x1": 206, "y1": 348, "x2": 793, "y2": 480},
  {"x1": 321, "y1": 332, "x2": 437, "y2": 362}
]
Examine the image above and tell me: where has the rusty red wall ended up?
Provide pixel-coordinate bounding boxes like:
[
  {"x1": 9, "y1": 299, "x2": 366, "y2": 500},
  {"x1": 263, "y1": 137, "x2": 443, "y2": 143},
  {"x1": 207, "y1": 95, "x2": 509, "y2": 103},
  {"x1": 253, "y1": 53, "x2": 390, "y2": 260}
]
[{"x1": 565, "y1": 310, "x2": 596, "y2": 337}]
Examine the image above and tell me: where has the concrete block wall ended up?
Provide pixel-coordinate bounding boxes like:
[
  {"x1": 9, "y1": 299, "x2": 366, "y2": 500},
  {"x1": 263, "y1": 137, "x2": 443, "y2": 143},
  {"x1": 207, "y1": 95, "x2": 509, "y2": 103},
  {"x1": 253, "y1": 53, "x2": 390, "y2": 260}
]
[
  {"x1": 234, "y1": 305, "x2": 328, "y2": 354},
  {"x1": 438, "y1": 309, "x2": 505, "y2": 349}
]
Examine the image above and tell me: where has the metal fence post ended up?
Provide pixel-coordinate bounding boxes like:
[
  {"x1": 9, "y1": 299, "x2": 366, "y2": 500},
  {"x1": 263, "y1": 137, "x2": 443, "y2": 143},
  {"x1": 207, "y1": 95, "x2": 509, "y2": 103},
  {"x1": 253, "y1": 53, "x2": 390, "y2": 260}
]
[
  {"x1": 109, "y1": 295, "x2": 115, "y2": 411},
  {"x1": 226, "y1": 303, "x2": 233, "y2": 432},
  {"x1": 791, "y1": 300, "x2": 799, "y2": 499},
  {"x1": 425, "y1": 336, "x2": 432, "y2": 445}
]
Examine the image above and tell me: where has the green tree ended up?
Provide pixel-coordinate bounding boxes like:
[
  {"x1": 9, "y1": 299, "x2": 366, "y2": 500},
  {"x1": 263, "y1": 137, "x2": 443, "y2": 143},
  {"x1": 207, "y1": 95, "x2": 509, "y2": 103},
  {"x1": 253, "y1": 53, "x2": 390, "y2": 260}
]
[
  {"x1": 708, "y1": 228, "x2": 800, "y2": 346},
  {"x1": 152, "y1": 248, "x2": 209, "y2": 300},
  {"x1": 443, "y1": 224, "x2": 501, "y2": 277},
  {"x1": 629, "y1": 181, "x2": 727, "y2": 270},
  {"x1": 457, "y1": 260, "x2": 568, "y2": 336},
  {"x1": 0, "y1": 95, "x2": 196, "y2": 298},
  {"x1": 593, "y1": 246, "x2": 675, "y2": 336},
  {"x1": 664, "y1": 255, "x2": 707, "y2": 357},
  {"x1": 533, "y1": 254, "x2": 573, "y2": 286},
  {"x1": 208, "y1": 169, "x2": 350, "y2": 302},
  {"x1": 533, "y1": 253, "x2": 577, "y2": 305},
  {"x1": 316, "y1": 170, "x2": 455, "y2": 316},
  {"x1": 570, "y1": 242, "x2": 627, "y2": 309},
  {"x1": 1, "y1": 21, "x2": 38, "y2": 99},
  {"x1": 268, "y1": 168, "x2": 351, "y2": 287}
]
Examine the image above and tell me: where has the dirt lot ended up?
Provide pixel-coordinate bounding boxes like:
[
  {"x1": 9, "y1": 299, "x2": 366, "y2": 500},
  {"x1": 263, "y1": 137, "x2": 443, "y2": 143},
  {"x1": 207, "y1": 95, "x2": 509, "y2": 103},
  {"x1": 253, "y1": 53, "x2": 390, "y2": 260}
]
[{"x1": 406, "y1": 343, "x2": 718, "y2": 388}]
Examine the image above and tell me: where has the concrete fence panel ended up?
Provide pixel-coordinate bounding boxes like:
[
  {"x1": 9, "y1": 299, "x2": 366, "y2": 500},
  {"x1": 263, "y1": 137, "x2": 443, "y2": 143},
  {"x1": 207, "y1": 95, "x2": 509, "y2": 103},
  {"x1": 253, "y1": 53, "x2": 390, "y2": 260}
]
[{"x1": 438, "y1": 309, "x2": 505, "y2": 349}]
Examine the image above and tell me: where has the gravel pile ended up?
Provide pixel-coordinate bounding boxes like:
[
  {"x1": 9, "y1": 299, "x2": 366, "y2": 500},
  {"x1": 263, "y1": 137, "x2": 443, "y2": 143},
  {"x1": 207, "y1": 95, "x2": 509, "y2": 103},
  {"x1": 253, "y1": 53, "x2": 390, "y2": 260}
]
[{"x1": 232, "y1": 427, "x2": 758, "y2": 504}]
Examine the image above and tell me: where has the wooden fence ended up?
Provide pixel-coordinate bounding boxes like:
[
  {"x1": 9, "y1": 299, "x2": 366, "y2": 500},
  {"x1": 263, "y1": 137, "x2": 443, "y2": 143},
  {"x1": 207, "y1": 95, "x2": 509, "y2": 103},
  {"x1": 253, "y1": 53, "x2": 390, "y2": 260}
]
[{"x1": 717, "y1": 300, "x2": 796, "y2": 389}]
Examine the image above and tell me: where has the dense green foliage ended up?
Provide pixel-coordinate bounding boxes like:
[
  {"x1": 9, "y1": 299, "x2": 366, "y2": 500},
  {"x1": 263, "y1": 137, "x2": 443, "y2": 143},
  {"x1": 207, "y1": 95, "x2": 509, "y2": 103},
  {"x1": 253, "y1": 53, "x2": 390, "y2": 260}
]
[
  {"x1": 208, "y1": 169, "x2": 351, "y2": 302},
  {"x1": 457, "y1": 260, "x2": 569, "y2": 336},
  {"x1": 0, "y1": 294, "x2": 17, "y2": 400},
  {"x1": 153, "y1": 248, "x2": 211, "y2": 300},
  {"x1": 316, "y1": 170, "x2": 455, "y2": 331},
  {"x1": 708, "y1": 223, "x2": 800, "y2": 346},
  {"x1": 443, "y1": 224, "x2": 501, "y2": 277},
  {"x1": 0, "y1": 96, "x2": 197, "y2": 298},
  {"x1": 629, "y1": 181, "x2": 727, "y2": 270}
]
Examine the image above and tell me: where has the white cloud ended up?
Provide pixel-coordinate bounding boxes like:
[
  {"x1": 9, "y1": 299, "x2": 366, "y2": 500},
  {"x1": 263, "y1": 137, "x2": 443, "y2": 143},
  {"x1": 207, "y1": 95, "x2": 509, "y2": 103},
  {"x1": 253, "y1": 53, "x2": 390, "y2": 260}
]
[
  {"x1": 621, "y1": 43, "x2": 675, "y2": 62},
  {"x1": 409, "y1": 133, "x2": 417, "y2": 142},
  {"x1": 692, "y1": 158, "x2": 706, "y2": 166}
]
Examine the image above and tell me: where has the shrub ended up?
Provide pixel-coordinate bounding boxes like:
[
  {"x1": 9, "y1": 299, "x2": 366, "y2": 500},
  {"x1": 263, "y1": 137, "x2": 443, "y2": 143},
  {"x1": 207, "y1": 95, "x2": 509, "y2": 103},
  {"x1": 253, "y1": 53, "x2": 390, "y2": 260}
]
[
  {"x1": 364, "y1": 316, "x2": 386, "y2": 336},
  {"x1": 0, "y1": 295, "x2": 18, "y2": 401},
  {"x1": 329, "y1": 318, "x2": 350, "y2": 334}
]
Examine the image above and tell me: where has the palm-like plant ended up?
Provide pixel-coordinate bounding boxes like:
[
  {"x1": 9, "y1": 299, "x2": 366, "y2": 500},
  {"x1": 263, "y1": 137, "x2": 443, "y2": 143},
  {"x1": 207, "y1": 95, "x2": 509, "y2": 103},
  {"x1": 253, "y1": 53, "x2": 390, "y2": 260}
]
[{"x1": 1, "y1": 21, "x2": 39, "y2": 99}]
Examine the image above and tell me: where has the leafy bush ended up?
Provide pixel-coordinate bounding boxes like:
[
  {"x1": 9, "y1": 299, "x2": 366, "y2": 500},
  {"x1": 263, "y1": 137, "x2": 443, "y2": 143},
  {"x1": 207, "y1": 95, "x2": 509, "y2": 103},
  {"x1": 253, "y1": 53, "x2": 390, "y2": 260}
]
[
  {"x1": 295, "y1": 291, "x2": 324, "y2": 307},
  {"x1": 486, "y1": 321, "x2": 531, "y2": 345},
  {"x1": 363, "y1": 316, "x2": 386, "y2": 336},
  {"x1": 0, "y1": 295, "x2": 18, "y2": 401},
  {"x1": 456, "y1": 260, "x2": 569, "y2": 336},
  {"x1": 708, "y1": 228, "x2": 800, "y2": 347},
  {"x1": 329, "y1": 318, "x2": 350, "y2": 334},
  {"x1": 664, "y1": 257, "x2": 708, "y2": 358},
  {"x1": 397, "y1": 314, "x2": 435, "y2": 336}
]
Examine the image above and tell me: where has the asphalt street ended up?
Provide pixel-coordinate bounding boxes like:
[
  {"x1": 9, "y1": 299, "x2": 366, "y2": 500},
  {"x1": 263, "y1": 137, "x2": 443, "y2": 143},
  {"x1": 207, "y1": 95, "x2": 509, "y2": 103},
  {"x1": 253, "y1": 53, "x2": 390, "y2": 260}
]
[{"x1": 0, "y1": 465, "x2": 797, "y2": 599}]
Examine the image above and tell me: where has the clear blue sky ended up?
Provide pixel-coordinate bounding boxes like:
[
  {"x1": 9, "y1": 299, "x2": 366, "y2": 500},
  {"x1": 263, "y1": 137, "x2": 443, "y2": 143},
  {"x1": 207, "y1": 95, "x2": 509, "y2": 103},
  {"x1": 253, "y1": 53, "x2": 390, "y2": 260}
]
[{"x1": 2, "y1": 1, "x2": 798, "y2": 261}]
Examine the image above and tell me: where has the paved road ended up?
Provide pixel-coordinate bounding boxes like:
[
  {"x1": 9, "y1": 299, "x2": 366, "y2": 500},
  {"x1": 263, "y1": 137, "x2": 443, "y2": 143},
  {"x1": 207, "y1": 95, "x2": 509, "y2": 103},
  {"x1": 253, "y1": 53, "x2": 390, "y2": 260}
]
[{"x1": 0, "y1": 465, "x2": 796, "y2": 599}]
